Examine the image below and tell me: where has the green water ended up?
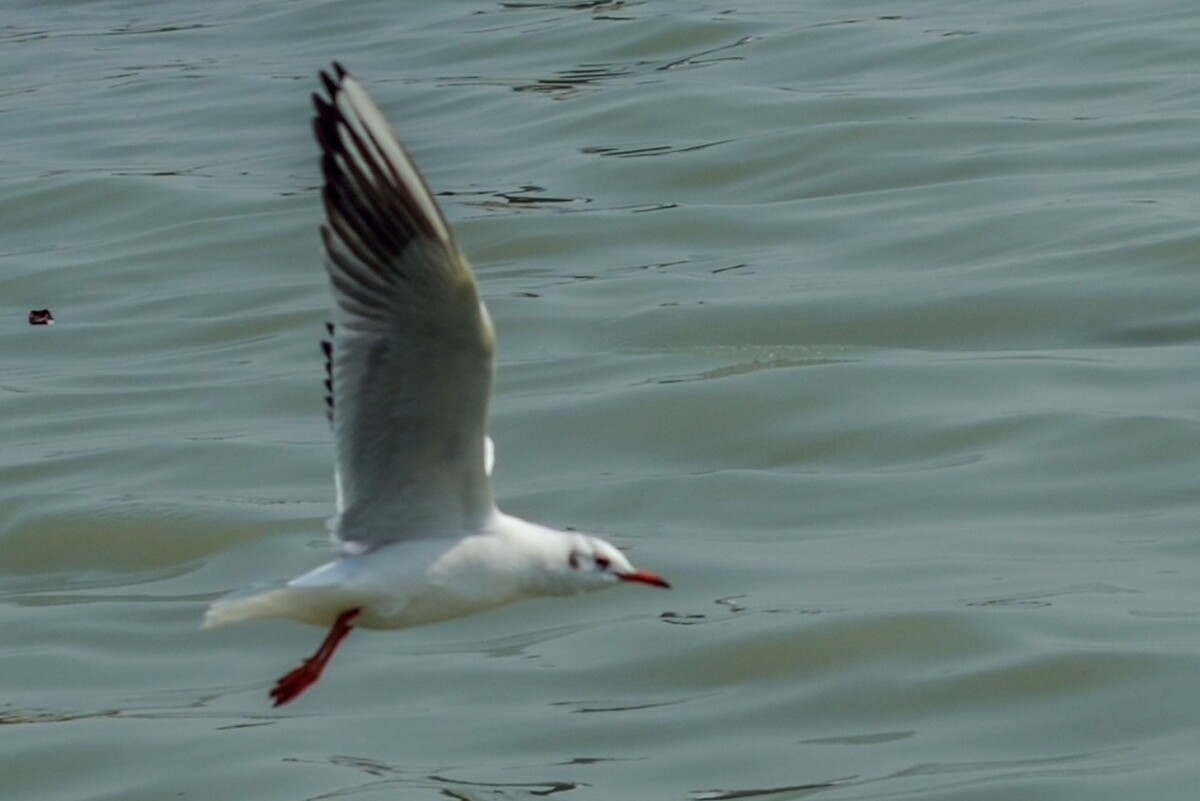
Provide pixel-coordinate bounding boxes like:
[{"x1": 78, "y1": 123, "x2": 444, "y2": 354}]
[{"x1": 3, "y1": 1, "x2": 1200, "y2": 799}]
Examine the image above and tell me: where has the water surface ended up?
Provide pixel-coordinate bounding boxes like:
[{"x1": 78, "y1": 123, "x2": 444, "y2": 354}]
[{"x1": 3, "y1": 2, "x2": 1200, "y2": 799}]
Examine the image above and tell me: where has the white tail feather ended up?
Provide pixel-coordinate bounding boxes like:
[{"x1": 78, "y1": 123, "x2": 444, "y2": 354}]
[
  {"x1": 204, "y1": 587, "x2": 293, "y2": 628},
  {"x1": 203, "y1": 585, "x2": 344, "y2": 629}
]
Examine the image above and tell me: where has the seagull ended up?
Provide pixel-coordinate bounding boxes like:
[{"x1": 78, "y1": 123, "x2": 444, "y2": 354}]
[{"x1": 204, "y1": 63, "x2": 669, "y2": 707}]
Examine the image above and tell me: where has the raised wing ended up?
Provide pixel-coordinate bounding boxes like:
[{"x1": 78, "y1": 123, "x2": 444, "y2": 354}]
[{"x1": 312, "y1": 63, "x2": 496, "y2": 551}]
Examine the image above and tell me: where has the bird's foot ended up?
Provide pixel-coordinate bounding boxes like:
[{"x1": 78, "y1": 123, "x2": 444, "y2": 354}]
[
  {"x1": 269, "y1": 607, "x2": 361, "y2": 707},
  {"x1": 270, "y1": 657, "x2": 323, "y2": 707}
]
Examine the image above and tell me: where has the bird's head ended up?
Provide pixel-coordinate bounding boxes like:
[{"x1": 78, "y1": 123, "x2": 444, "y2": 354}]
[{"x1": 557, "y1": 534, "x2": 671, "y2": 593}]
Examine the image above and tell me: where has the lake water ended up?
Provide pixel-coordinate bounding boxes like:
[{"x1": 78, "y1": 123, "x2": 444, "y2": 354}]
[{"x1": 3, "y1": 1, "x2": 1200, "y2": 799}]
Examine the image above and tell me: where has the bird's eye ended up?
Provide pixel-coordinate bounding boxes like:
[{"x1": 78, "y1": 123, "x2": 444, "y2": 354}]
[
  {"x1": 595, "y1": 556, "x2": 611, "y2": 570},
  {"x1": 568, "y1": 551, "x2": 581, "y2": 570}
]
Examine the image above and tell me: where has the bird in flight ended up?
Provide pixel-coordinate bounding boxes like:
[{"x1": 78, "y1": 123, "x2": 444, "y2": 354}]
[{"x1": 204, "y1": 63, "x2": 669, "y2": 707}]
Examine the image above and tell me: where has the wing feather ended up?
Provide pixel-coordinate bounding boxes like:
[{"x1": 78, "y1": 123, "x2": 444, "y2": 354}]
[{"x1": 313, "y1": 63, "x2": 496, "y2": 550}]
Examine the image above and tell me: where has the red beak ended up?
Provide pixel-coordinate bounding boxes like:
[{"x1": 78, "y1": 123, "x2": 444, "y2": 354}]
[{"x1": 619, "y1": 569, "x2": 671, "y2": 589}]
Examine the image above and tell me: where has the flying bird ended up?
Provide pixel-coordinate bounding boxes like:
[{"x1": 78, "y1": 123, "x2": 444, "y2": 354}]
[{"x1": 204, "y1": 63, "x2": 669, "y2": 707}]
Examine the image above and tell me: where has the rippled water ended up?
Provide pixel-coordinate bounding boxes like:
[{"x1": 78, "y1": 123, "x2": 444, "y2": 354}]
[{"x1": 4, "y1": 2, "x2": 1200, "y2": 799}]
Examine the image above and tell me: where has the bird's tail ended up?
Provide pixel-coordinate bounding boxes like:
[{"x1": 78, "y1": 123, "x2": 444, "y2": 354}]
[
  {"x1": 204, "y1": 559, "x2": 362, "y2": 629},
  {"x1": 203, "y1": 586, "x2": 303, "y2": 629},
  {"x1": 205, "y1": 584, "x2": 357, "y2": 629}
]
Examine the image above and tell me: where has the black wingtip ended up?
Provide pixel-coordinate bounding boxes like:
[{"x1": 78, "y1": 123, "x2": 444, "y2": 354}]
[
  {"x1": 321, "y1": 322, "x2": 336, "y2": 424},
  {"x1": 318, "y1": 62, "x2": 350, "y2": 99},
  {"x1": 318, "y1": 67, "x2": 339, "y2": 103}
]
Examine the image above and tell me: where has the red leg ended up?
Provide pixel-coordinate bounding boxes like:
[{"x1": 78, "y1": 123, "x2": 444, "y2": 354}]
[{"x1": 270, "y1": 608, "x2": 361, "y2": 707}]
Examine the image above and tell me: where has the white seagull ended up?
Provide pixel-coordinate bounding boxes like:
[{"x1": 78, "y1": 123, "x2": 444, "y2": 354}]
[{"x1": 204, "y1": 63, "x2": 669, "y2": 707}]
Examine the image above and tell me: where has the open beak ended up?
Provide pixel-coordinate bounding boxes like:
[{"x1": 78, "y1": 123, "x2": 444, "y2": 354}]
[{"x1": 619, "y1": 569, "x2": 671, "y2": 589}]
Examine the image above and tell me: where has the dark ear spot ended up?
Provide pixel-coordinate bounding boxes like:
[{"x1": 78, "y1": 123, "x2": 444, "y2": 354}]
[{"x1": 568, "y1": 551, "x2": 581, "y2": 570}]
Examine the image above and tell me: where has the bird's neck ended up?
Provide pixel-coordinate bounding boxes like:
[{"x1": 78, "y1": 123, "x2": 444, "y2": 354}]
[{"x1": 488, "y1": 513, "x2": 579, "y2": 597}]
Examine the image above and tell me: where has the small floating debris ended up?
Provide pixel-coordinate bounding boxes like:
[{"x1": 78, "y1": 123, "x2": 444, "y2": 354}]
[{"x1": 28, "y1": 309, "x2": 54, "y2": 326}]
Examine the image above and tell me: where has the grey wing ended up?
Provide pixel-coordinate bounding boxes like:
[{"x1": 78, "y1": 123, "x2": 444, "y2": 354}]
[{"x1": 313, "y1": 63, "x2": 496, "y2": 551}]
